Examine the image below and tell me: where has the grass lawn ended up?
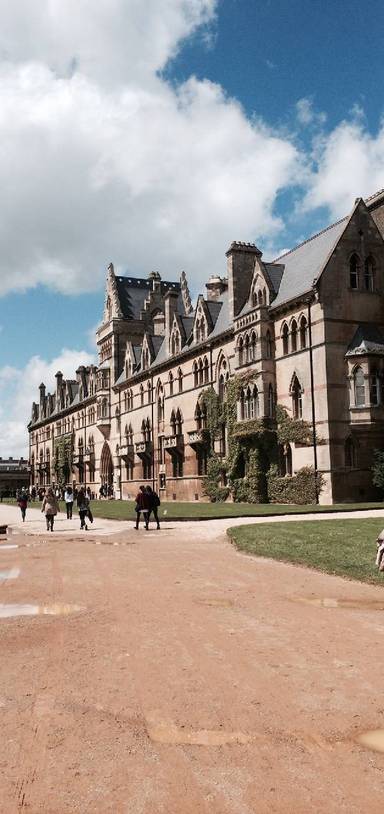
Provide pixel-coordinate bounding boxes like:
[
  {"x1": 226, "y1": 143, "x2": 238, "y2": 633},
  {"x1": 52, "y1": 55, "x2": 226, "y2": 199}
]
[
  {"x1": 228, "y1": 518, "x2": 384, "y2": 585},
  {"x1": 3, "y1": 498, "x2": 384, "y2": 520}
]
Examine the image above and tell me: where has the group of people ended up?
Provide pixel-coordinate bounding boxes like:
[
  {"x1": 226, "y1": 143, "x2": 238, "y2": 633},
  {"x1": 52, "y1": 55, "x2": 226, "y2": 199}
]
[
  {"x1": 17, "y1": 486, "x2": 93, "y2": 532},
  {"x1": 16, "y1": 483, "x2": 162, "y2": 533},
  {"x1": 135, "y1": 485, "x2": 161, "y2": 530}
]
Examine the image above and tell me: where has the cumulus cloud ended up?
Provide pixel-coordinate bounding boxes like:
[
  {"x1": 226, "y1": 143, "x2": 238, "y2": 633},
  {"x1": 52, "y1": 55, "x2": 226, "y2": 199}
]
[
  {"x1": 0, "y1": 348, "x2": 94, "y2": 457},
  {"x1": 0, "y1": 0, "x2": 305, "y2": 298},
  {"x1": 296, "y1": 97, "x2": 327, "y2": 127},
  {"x1": 303, "y1": 118, "x2": 384, "y2": 218}
]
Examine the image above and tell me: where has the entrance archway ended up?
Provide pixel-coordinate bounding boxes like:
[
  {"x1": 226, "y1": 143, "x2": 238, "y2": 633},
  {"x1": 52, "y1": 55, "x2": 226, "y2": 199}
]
[{"x1": 100, "y1": 442, "x2": 114, "y2": 487}]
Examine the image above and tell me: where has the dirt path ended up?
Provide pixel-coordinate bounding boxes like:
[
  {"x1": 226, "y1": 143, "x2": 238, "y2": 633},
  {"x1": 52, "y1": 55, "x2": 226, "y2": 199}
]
[{"x1": 1, "y1": 508, "x2": 384, "y2": 812}]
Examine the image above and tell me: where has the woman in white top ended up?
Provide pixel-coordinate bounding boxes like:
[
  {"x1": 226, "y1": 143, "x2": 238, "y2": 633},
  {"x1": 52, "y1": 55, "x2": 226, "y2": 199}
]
[{"x1": 64, "y1": 486, "x2": 74, "y2": 519}]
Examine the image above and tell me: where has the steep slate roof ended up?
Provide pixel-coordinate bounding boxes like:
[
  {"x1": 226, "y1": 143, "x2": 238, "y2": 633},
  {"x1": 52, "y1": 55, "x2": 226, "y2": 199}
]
[
  {"x1": 270, "y1": 216, "x2": 348, "y2": 308},
  {"x1": 115, "y1": 276, "x2": 181, "y2": 320},
  {"x1": 346, "y1": 324, "x2": 384, "y2": 357}
]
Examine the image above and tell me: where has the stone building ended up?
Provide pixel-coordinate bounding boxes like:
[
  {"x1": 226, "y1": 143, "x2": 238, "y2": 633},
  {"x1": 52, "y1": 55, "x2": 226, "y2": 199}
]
[
  {"x1": 0, "y1": 457, "x2": 29, "y2": 497},
  {"x1": 28, "y1": 189, "x2": 384, "y2": 504}
]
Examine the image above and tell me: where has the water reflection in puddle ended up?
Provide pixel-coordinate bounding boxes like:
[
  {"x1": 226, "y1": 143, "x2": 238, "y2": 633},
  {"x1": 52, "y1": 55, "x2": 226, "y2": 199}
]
[
  {"x1": 0, "y1": 603, "x2": 84, "y2": 619},
  {"x1": 0, "y1": 545, "x2": 18, "y2": 550},
  {"x1": 357, "y1": 729, "x2": 384, "y2": 753},
  {"x1": 291, "y1": 596, "x2": 384, "y2": 611},
  {"x1": 0, "y1": 568, "x2": 20, "y2": 582}
]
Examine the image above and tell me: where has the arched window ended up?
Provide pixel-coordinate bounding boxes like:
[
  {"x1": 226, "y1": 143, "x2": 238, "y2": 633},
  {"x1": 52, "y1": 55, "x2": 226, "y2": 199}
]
[
  {"x1": 258, "y1": 290, "x2": 263, "y2": 306},
  {"x1": 349, "y1": 253, "x2": 359, "y2": 289},
  {"x1": 169, "y1": 372, "x2": 174, "y2": 396},
  {"x1": 203, "y1": 357, "x2": 209, "y2": 383},
  {"x1": 195, "y1": 402, "x2": 202, "y2": 430},
  {"x1": 198, "y1": 359, "x2": 204, "y2": 385},
  {"x1": 265, "y1": 330, "x2": 272, "y2": 359},
  {"x1": 364, "y1": 255, "x2": 375, "y2": 291},
  {"x1": 244, "y1": 334, "x2": 250, "y2": 364},
  {"x1": 370, "y1": 369, "x2": 380, "y2": 406},
  {"x1": 282, "y1": 323, "x2": 289, "y2": 355},
  {"x1": 291, "y1": 319, "x2": 297, "y2": 353},
  {"x1": 140, "y1": 384, "x2": 144, "y2": 406},
  {"x1": 250, "y1": 332, "x2": 257, "y2": 361},
  {"x1": 354, "y1": 366, "x2": 365, "y2": 407},
  {"x1": 291, "y1": 376, "x2": 303, "y2": 419},
  {"x1": 170, "y1": 410, "x2": 176, "y2": 435},
  {"x1": 238, "y1": 336, "x2": 244, "y2": 366},
  {"x1": 175, "y1": 408, "x2": 183, "y2": 435},
  {"x1": 147, "y1": 381, "x2": 152, "y2": 404},
  {"x1": 252, "y1": 288, "x2": 258, "y2": 307},
  {"x1": 299, "y1": 316, "x2": 307, "y2": 349},
  {"x1": 218, "y1": 374, "x2": 225, "y2": 403},
  {"x1": 345, "y1": 437, "x2": 357, "y2": 468},
  {"x1": 178, "y1": 368, "x2": 183, "y2": 393},
  {"x1": 241, "y1": 385, "x2": 259, "y2": 420},
  {"x1": 193, "y1": 361, "x2": 198, "y2": 388}
]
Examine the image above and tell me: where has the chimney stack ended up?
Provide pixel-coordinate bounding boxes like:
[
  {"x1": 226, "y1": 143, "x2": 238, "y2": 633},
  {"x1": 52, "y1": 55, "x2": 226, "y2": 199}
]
[{"x1": 226, "y1": 242, "x2": 262, "y2": 319}]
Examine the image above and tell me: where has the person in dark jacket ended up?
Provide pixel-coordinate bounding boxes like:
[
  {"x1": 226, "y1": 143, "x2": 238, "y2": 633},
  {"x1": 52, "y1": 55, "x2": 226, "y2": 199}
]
[
  {"x1": 134, "y1": 485, "x2": 150, "y2": 529},
  {"x1": 77, "y1": 488, "x2": 90, "y2": 530},
  {"x1": 17, "y1": 490, "x2": 29, "y2": 522},
  {"x1": 146, "y1": 485, "x2": 161, "y2": 529}
]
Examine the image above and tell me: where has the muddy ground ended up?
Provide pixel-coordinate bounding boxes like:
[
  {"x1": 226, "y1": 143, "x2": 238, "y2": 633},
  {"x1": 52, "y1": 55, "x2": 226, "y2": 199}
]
[{"x1": 1, "y1": 507, "x2": 384, "y2": 812}]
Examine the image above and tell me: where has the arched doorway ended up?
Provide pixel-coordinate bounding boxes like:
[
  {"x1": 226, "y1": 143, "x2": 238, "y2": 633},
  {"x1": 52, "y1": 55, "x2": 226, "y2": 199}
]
[{"x1": 100, "y1": 442, "x2": 114, "y2": 488}]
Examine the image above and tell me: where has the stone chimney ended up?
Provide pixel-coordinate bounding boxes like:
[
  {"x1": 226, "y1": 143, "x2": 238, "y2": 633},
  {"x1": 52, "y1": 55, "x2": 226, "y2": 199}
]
[
  {"x1": 205, "y1": 275, "x2": 228, "y2": 302},
  {"x1": 164, "y1": 289, "x2": 179, "y2": 347},
  {"x1": 226, "y1": 242, "x2": 262, "y2": 319}
]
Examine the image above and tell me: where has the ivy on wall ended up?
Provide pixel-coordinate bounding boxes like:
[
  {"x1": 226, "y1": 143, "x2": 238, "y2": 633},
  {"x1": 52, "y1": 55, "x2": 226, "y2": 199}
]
[
  {"x1": 54, "y1": 434, "x2": 73, "y2": 485},
  {"x1": 201, "y1": 373, "x2": 324, "y2": 505}
]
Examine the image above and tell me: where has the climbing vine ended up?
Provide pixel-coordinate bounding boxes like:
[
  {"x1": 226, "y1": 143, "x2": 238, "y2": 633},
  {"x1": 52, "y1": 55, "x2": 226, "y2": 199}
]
[
  {"x1": 201, "y1": 372, "x2": 324, "y2": 505},
  {"x1": 54, "y1": 434, "x2": 73, "y2": 485}
]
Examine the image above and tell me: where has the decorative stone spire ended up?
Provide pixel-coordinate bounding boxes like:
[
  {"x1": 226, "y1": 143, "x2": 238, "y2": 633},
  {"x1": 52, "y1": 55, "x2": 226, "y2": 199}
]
[
  {"x1": 180, "y1": 270, "x2": 193, "y2": 315},
  {"x1": 103, "y1": 262, "x2": 123, "y2": 322}
]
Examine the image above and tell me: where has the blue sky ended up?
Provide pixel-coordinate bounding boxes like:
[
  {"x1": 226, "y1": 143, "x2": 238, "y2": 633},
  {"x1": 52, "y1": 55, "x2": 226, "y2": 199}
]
[{"x1": 0, "y1": 0, "x2": 384, "y2": 454}]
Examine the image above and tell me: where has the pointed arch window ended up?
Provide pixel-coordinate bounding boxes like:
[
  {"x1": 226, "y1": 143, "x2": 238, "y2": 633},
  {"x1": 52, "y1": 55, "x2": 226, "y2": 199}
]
[
  {"x1": 203, "y1": 356, "x2": 209, "y2": 383},
  {"x1": 175, "y1": 408, "x2": 183, "y2": 436},
  {"x1": 198, "y1": 359, "x2": 204, "y2": 385},
  {"x1": 364, "y1": 255, "x2": 375, "y2": 291},
  {"x1": 250, "y1": 332, "x2": 257, "y2": 361},
  {"x1": 354, "y1": 366, "x2": 365, "y2": 407},
  {"x1": 169, "y1": 372, "x2": 174, "y2": 397},
  {"x1": 282, "y1": 323, "x2": 289, "y2": 355},
  {"x1": 244, "y1": 334, "x2": 250, "y2": 364},
  {"x1": 349, "y1": 253, "x2": 359, "y2": 289},
  {"x1": 178, "y1": 368, "x2": 183, "y2": 393},
  {"x1": 299, "y1": 316, "x2": 307, "y2": 349},
  {"x1": 140, "y1": 384, "x2": 144, "y2": 406},
  {"x1": 266, "y1": 330, "x2": 272, "y2": 358},
  {"x1": 370, "y1": 369, "x2": 380, "y2": 406},
  {"x1": 345, "y1": 437, "x2": 357, "y2": 468},
  {"x1": 291, "y1": 376, "x2": 303, "y2": 419},
  {"x1": 238, "y1": 336, "x2": 244, "y2": 366},
  {"x1": 291, "y1": 319, "x2": 297, "y2": 353},
  {"x1": 147, "y1": 381, "x2": 152, "y2": 404},
  {"x1": 170, "y1": 410, "x2": 176, "y2": 435},
  {"x1": 193, "y1": 361, "x2": 198, "y2": 388}
]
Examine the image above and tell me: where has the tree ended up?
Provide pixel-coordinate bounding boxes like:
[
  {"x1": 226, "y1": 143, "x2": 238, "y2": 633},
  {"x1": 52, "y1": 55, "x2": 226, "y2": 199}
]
[{"x1": 372, "y1": 450, "x2": 384, "y2": 493}]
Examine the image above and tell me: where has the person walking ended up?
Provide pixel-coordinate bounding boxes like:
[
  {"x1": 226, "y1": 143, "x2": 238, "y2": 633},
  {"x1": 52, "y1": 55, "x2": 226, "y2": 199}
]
[
  {"x1": 134, "y1": 485, "x2": 150, "y2": 530},
  {"x1": 64, "y1": 485, "x2": 74, "y2": 519},
  {"x1": 41, "y1": 488, "x2": 60, "y2": 532},
  {"x1": 17, "y1": 490, "x2": 29, "y2": 522},
  {"x1": 146, "y1": 485, "x2": 161, "y2": 529},
  {"x1": 77, "y1": 487, "x2": 90, "y2": 530}
]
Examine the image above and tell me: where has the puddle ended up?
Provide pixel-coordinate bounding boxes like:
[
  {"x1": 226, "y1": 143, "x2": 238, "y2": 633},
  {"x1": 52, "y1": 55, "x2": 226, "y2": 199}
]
[
  {"x1": 291, "y1": 596, "x2": 384, "y2": 611},
  {"x1": 195, "y1": 598, "x2": 234, "y2": 609},
  {"x1": 356, "y1": 729, "x2": 384, "y2": 754},
  {"x1": 147, "y1": 719, "x2": 255, "y2": 746},
  {"x1": 0, "y1": 568, "x2": 20, "y2": 582},
  {"x1": 0, "y1": 603, "x2": 84, "y2": 619},
  {"x1": 0, "y1": 545, "x2": 18, "y2": 550}
]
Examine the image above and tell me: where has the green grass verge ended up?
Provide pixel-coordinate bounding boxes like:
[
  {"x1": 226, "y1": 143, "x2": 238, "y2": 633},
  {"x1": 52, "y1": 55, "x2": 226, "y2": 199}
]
[
  {"x1": 2, "y1": 498, "x2": 384, "y2": 520},
  {"x1": 228, "y1": 518, "x2": 384, "y2": 585}
]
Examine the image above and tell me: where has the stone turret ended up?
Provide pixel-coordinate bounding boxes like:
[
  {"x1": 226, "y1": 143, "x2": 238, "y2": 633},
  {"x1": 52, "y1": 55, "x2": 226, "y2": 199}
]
[{"x1": 226, "y1": 242, "x2": 262, "y2": 319}]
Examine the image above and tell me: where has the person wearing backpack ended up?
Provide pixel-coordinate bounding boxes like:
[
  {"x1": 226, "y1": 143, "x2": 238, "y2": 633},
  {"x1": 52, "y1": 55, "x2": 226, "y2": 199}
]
[{"x1": 146, "y1": 485, "x2": 161, "y2": 530}]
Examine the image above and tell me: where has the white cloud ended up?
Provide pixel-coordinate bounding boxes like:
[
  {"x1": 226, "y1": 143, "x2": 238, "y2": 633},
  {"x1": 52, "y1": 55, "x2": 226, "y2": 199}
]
[
  {"x1": 0, "y1": 0, "x2": 303, "y2": 298},
  {"x1": 0, "y1": 348, "x2": 94, "y2": 457},
  {"x1": 296, "y1": 97, "x2": 327, "y2": 127},
  {"x1": 303, "y1": 119, "x2": 384, "y2": 218}
]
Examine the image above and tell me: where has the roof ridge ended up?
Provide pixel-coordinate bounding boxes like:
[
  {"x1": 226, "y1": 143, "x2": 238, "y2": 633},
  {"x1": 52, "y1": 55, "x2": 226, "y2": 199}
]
[
  {"x1": 273, "y1": 214, "x2": 348, "y2": 263},
  {"x1": 365, "y1": 188, "x2": 384, "y2": 203}
]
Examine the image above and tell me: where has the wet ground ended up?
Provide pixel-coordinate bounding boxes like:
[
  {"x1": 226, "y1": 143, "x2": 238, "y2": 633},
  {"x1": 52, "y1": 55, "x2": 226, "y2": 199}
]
[{"x1": 1, "y1": 506, "x2": 384, "y2": 812}]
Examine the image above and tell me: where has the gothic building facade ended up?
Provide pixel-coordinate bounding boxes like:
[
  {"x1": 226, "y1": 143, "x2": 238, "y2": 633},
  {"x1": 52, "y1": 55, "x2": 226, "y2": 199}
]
[{"x1": 28, "y1": 190, "x2": 384, "y2": 504}]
